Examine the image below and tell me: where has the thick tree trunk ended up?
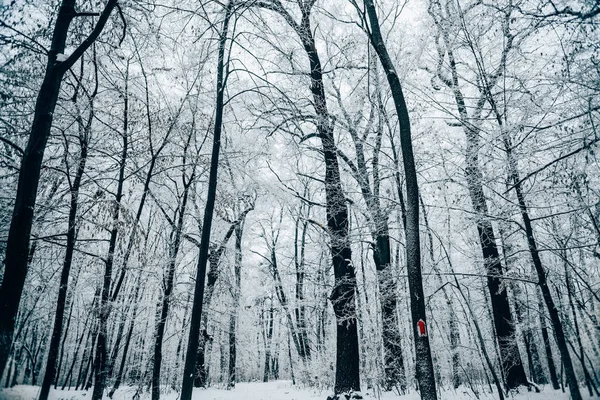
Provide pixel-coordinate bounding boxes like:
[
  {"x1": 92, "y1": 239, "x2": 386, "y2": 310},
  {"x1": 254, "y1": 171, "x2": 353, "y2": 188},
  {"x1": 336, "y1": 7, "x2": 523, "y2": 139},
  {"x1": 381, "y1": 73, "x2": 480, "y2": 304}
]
[
  {"x1": 180, "y1": 4, "x2": 233, "y2": 399},
  {"x1": 0, "y1": 0, "x2": 117, "y2": 377},
  {"x1": 363, "y1": 1, "x2": 437, "y2": 398},
  {"x1": 334, "y1": 73, "x2": 405, "y2": 390},
  {"x1": 254, "y1": 3, "x2": 360, "y2": 393},
  {"x1": 301, "y1": 15, "x2": 360, "y2": 397}
]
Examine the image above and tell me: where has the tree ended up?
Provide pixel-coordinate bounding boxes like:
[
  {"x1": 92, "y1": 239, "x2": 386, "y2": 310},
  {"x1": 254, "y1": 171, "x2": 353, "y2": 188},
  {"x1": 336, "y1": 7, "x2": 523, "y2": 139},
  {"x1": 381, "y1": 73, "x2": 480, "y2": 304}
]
[
  {"x1": 253, "y1": 1, "x2": 361, "y2": 393},
  {"x1": 426, "y1": 0, "x2": 529, "y2": 390},
  {"x1": 0, "y1": 0, "x2": 119, "y2": 378},
  {"x1": 180, "y1": 2, "x2": 234, "y2": 399},
  {"x1": 38, "y1": 63, "x2": 97, "y2": 400},
  {"x1": 360, "y1": 0, "x2": 437, "y2": 398}
]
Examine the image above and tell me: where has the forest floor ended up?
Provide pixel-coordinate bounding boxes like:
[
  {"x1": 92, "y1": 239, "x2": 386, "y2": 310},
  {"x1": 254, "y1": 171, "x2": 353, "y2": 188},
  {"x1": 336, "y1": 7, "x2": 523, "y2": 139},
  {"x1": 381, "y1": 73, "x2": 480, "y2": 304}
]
[{"x1": 0, "y1": 381, "x2": 596, "y2": 400}]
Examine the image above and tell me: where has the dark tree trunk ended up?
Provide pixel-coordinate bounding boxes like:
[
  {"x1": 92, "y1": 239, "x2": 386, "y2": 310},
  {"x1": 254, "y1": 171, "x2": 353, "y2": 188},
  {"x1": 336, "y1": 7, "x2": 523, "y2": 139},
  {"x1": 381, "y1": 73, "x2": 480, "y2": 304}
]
[
  {"x1": 363, "y1": 1, "x2": 437, "y2": 398},
  {"x1": 192, "y1": 209, "x2": 250, "y2": 387},
  {"x1": 334, "y1": 67, "x2": 406, "y2": 390},
  {"x1": 109, "y1": 272, "x2": 143, "y2": 398},
  {"x1": 39, "y1": 104, "x2": 91, "y2": 400},
  {"x1": 254, "y1": 2, "x2": 360, "y2": 393},
  {"x1": 538, "y1": 289, "x2": 560, "y2": 389},
  {"x1": 478, "y1": 55, "x2": 581, "y2": 397},
  {"x1": 180, "y1": 3, "x2": 233, "y2": 399},
  {"x1": 151, "y1": 165, "x2": 193, "y2": 400},
  {"x1": 91, "y1": 64, "x2": 129, "y2": 400},
  {"x1": 427, "y1": 2, "x2": 528, "y2": 390},
  {"x1": 0, "y1": 0, "x2": 117, "y2": 377},
  {"x1": 300, "y1": 10, "x2": 360, "y2": 396},
  {"x1": 228, "y1": 223, "x2": 244, "y2": 388}
]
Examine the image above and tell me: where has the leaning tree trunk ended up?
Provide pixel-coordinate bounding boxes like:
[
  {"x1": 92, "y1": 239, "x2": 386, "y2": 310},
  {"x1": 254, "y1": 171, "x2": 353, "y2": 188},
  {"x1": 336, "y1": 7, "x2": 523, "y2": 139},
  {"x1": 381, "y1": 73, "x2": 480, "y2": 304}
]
[
  {"x1": 180, "y1": 3, "x2": 233, "y2": 399},
  {"x1": 0, "y1": 0, "x2": 117, "y2": 377},
  {"x1": 363, "y1": 0, "x2": 437, "y2": 398}
]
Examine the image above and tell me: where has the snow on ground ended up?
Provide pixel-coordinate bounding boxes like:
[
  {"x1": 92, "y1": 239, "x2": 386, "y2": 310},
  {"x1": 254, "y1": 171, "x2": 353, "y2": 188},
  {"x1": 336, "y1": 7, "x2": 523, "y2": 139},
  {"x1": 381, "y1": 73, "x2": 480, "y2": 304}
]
[{"x1": 0, "y1": 381, "x2": 596, "y2": 400}]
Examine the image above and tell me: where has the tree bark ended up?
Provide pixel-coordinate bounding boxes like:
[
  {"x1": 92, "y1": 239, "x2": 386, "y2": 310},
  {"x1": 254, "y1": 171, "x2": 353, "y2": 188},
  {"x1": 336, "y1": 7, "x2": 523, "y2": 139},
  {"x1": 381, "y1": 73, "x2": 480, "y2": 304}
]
[
  {"x1": 363, "y1": 1, "x2": 437, "y2": 398},
  {"x1": 91, "y1": 63, "x2": 129, "y2": 400},
  {"x1": 39, "y1": 99, "x2": 92, "y2": 400},
  {"x1": 180, "y1": 3, "x2": 233, "y2": 399},
  {"x1": 0, "y1": 0, "x2": 117, "y2": 377},
  {"x1": 151, "y1": 162, "x2": 193, "y2": 400},
  {"x1": 228, "y1": 221, "x2": 245, "y2": 388}
]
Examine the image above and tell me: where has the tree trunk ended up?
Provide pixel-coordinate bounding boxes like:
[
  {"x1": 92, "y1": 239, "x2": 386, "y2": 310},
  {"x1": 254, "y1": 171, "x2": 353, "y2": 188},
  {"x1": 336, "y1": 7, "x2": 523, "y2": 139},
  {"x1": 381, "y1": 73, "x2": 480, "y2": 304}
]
[
  {"x1": 363, "y1": 1, "x2": 437, "y2": 398},
  {"x1": 38, "y1": 103, "x2": 91, "y2": 400},
  {"x1": 427, "y1": 2, "x2": 529, "y2": 389},
  {"x1": 180, "y1": 3, "x2": 233, "y2": 399},
  {"x1": 109, "y1": 271, "x2": 144, "y2": 398},
  {"x1": 151, "y1": 169, "x2": 192, "y2": 400},
  {"x1": 91, "y1": 63, "x2": 129, "y2": 400},
  {"x1": 254, "y1": 3, "x2": 360, "y2": 393},
  {"x1": 228, "y1": 223, "x2": 244, "y2": 388},
  {"x1": 537, "y1": 289, "x2": 560, "y2": 389},
  {"x1": 0, "y1": 0, "x2": 117, "y2": 377}
]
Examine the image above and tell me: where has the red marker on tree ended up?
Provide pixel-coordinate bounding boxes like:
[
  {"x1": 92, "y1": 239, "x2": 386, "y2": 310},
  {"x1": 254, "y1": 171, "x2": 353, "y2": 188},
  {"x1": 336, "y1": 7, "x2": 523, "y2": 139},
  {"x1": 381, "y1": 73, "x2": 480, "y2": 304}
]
[{"x1": 417, "y1": 319, "x2": 427, "y2": 337}]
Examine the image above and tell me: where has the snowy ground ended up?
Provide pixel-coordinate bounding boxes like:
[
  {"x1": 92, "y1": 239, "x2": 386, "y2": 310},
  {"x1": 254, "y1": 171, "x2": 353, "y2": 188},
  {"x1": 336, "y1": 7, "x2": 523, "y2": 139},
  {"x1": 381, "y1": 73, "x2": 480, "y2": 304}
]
[{"x1": 0, "y1": 381, "x2": 596, "y2": 400}]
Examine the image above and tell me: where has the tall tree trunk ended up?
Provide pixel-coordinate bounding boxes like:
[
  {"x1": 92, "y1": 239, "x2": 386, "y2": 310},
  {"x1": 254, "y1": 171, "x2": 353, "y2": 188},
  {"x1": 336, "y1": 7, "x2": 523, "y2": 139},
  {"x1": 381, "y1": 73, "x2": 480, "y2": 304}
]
[
  {"x1": 180, "y1": 3, "x2": 233, "y2": 399},
  {"x1": 151, "y1": 167, "x2": 193, "y2": 400},
  {"x1": 0, "y1": 0, "x2": 117, "y2": 377},
  {"x1": 302, "y1": 11, "x2": 360, "y2": 396},
  {"x1": 333, "y1": 66, "x2": 405, "y2": 390},
  {"x1": 363, "y1": 1, "x2": 437, "y2": 398},
  {"x1": 421, "y1": 196, "x2": 461, "y2": 389},
  {"x1": 254, "y1": 2, "x2": 360, "y2": 393},
  {"x1": 427, "y1": 2, "x2": 529, "y2": 389},
  {"x1": 537, "y1": 289, "x2": 560, "y2": 389},
  {"x1": 39, "y1": 100, "x2": 92, "y2": 400},
  {"x1": 91, "y1": 63, "x2": 129, "y2": 400},
  {"x1": 109, "y1": 271, "x2": 144, "y2": 398},
  {"x1": 228, "y1": 222, "x2": 244, "y2": 388}
]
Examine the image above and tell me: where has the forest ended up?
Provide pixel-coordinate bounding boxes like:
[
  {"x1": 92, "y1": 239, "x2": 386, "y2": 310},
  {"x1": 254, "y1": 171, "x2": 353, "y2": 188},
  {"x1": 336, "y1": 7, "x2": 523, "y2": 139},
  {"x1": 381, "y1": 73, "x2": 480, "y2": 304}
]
[{"x1": 0, "y1": 0, "x2": 599, "y2": 400}]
